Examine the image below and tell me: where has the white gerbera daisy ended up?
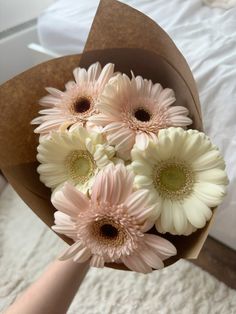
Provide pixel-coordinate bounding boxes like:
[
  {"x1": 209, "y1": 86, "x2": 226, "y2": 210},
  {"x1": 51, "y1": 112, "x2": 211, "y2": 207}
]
[
  {"x1": 31, "y1": 62, "x2": 114, "y2": 135},
  {"x1": 89, "y1": 74, "x2": 192, "y2": 160},
  {"x1": 37, "y1": 127, "x2": 116, "y2": 193},
  {"x1": 131, "y1": 127, "x2": 228, "y2": 235}
]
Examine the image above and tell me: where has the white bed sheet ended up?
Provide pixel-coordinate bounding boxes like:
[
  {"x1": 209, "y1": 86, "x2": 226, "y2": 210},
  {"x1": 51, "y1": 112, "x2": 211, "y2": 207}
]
[{"x1": 37, "y1": 0, "x2": 236, "y2": 250}]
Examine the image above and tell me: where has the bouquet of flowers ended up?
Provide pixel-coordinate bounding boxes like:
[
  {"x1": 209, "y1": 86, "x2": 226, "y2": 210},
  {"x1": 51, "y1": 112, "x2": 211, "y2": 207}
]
[{"x1": 0, "y1": 0, "x2": 228, "y2": 273}]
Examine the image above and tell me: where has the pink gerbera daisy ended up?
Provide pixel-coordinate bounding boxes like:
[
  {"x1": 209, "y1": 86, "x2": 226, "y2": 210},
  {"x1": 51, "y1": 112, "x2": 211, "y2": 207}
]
[
  {"x1": 89, "y1": 74, "x2": 192, "y2": 160},
  {"x1": 31, "y1": 62, "x2": 114, "y2": 135},
  {"x1": 52, "y1": 164, "x2": 176, "y2": 273}
]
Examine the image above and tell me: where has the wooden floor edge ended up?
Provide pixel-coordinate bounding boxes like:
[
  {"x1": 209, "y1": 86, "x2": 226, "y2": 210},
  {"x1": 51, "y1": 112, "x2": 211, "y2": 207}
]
[{"x1": 190, "y1": 236, "x2": 236, "y2": 290}]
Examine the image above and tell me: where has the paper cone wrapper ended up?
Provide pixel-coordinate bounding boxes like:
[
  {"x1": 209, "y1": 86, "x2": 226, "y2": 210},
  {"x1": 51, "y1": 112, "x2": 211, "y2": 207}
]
[{"x1": 0, "y1": 0, "x2": 215, "y2": 270}]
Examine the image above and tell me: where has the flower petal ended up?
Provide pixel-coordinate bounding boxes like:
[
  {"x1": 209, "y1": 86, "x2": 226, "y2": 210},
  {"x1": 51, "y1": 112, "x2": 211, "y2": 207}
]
[
  {"x1": 194, "y1": 182, "x2": 226, "y2": 207},
  {"x1": 183, "y1": 195, "x2": 212, "y2": 228},
  {"x1": 138, "y1": 244, "x2": 164, "y2": 269},
  {"x1": 196, "y1": 169, "x2": 228, "y2": 185},
  {"x1": 63, "y1": 182, "x2": 90, "y2": 208},
  {"x1": 58, "y1": 241, "x2": 83, "y2": 260},
  {"x1": 160, "y1": 199, "x2": 174, "y2": 232},
  {"x1": 143, "y1": 234, "x2": 177, "y2": 260},
  {"x1": 124, "y1": 189, "x2": 154, "y2": 221},
  {"x1": 51, "y1": 189, "x2": 80, "y2": 217},
  {"x1": 122, "y1": 255, "x2": 152, "y2": 274},
  {"x1": 73, "y1": 246, "x2": 92, "y2": 263},
  {"x1": 135, "y1": 132, "x2": 150, "y2": 150},
  {"x1": 90, "y1": 255, "x2": 105, "y2": 268},
  {"x1": 172, "y1": 201, "x2": 188, "y2": 235}
]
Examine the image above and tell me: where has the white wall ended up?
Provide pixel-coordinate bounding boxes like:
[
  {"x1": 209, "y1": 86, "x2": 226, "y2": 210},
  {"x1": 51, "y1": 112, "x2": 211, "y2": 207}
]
[
  {"x1": 0, "y1": 0, "x2": 55, "y2": 84},
  {"x1": 0, "y1": 0, "x2": 55, "y2": 32}
]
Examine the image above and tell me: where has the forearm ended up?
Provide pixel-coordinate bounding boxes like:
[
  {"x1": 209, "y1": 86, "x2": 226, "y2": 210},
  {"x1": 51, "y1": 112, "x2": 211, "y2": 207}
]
[{"x1": 5, "y1": 259, "x2": 90, "y2": 314}]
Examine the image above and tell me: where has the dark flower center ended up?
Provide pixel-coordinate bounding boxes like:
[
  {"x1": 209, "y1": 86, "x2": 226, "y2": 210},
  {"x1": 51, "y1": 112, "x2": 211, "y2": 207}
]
[
  {"x1": 100, "y1": 224, "x2": 118, "y2": 239},
  {"x1": 74, "y1": 97, "x2": 91, "y2": 113},
  {"x1": 134, "y1": 108, "x2": 151, "y2": 122}
]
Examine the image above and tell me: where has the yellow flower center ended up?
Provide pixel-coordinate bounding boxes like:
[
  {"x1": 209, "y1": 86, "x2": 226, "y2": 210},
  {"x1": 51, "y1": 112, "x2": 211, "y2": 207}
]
[
  {"x1": 66, "y1": 150, "x2": 96, "y2": 184},
  {"x1": 153, "y1": 161, "x2": 194, "y2": 200}
]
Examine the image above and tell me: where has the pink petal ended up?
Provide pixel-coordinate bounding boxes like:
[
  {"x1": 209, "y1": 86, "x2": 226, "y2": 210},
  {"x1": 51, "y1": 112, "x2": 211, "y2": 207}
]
[
  {"x1": 114, "y1": 164, "x2": 134, "y2": 203},
  {"x1": 144, "y1": 234, "x2": 177, "y2": 260},
  {"x1": 58, "y1": 241, "x2": 83, "y2": 260},
  {"x1": 122, "y1": 255, "x2": 152, "y2": 274},
  {"x1": 88, "y1": 114, "x2": 117, "y2": 126},
  {"x1": 91, "y1": 164, "x2": 134, "y2": 205},
  {"x1": 140, "y1": 219, "x2": 155, "y2": 233},
  {"x1": 62, "y1": 182, "x2": 90, "y2": 210},
  {"x1": 96, "y1": 63, "x2": 114, "y2": 89},
  {"x1": 39, "y1": 95, "x2": 61, "y2": 107},
  {"x1": 139, "y1": 244, "x2": 164, "y2": 269},
  {"x1": 91, "y1": 165, "x2": 113, "y2": 204},
  {"x1": 52, "y1": 224, "x2": 76, "y2": 237},
  {"x1": 53, "y1": 212, "x2": 77, "y2": 239},
  {"x1": 167, "y1": 106, "x2": 189, "y2": 117},
  {"x1": 87, "y1": 62, "x2": 102, "y2": 82},
  {"x1": 151, "y1": 83, "x2": 163, "y2": 99},
  {"x1": 158, "y1": 88, "x2": 175, "y2": 106},
  {"x1": 52, "y1": 183, "x2": 89, "y2": 217},
  {"x1": 73, "y1": 67, "x2": 87, "y2": 85},
  {"x1": 34, "y1": 118, "x2": 69, "y2": 134},
  {"x1": 52, "y1": 190, "x2": 79, "y2": 217},
  {"x1": 45, "y1": 87, "x2": 64, "y2": 98},
  {"x1": 90, "y1": 255, "x2": 105, "y2": 268},
  {"x1": 103, "y1": 121, "x2": 124, "y2": 133},
  {"x1": 73, "y1": 247, "x2": 91, "y2": 263},
  {"x1": 65, "y1": 81, "x2": 76, "y2": 90},
  {"x1": 124, "y1": 189, "x2": 153, "y2": 221},
  {"x1": 170, "y1": 116, "x2": 193, "y2": 127}
]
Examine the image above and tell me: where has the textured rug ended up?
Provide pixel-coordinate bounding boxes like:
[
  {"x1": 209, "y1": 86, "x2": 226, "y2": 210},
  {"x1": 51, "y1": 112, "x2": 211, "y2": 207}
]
[{"x1": 0, "y1": 185, "x2": 235, "y2": 314}]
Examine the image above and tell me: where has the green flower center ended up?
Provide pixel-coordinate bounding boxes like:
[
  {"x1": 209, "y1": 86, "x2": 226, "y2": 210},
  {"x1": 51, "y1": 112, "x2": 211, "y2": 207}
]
[
  {"x1": 66, "y1": 150, "x2": 96, "y2": 184},
  {"x1": 159, "y1": 166, "x2": 186, "y2": 191},
  {"x1": 153, "y1": 161, "x2": 194, "y2": 200}
]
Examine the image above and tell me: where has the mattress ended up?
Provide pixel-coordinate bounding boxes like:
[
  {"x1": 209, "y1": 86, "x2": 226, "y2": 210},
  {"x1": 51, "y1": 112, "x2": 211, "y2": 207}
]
[{"x1": 37, "y1": 0, "x2": 236, "y2": 250}]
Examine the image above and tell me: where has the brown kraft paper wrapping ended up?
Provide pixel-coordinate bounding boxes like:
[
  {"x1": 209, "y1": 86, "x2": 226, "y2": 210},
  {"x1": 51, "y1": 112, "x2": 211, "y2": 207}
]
[{"x1": 0, "y1": 0, "x2": 214, "y2": 270}]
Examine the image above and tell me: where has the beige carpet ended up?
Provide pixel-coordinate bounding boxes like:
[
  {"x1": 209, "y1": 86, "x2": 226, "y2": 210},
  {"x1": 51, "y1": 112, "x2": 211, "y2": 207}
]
[{"x1": 0, "y1": 185, "x2": 235, "y2": 314}]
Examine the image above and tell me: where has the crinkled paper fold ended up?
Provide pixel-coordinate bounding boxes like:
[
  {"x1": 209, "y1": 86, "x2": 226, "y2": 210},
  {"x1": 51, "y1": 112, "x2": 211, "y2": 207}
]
[{"x1": 0, "y1": 0, "x2": 214, "y2": 269}]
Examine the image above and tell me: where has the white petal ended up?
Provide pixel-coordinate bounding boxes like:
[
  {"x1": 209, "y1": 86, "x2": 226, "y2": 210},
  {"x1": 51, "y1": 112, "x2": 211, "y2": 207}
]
[
  {"x1": 172, "y1": 201, "x2": 188, "y2": 235},
  {"x1": 192, "y1": 150, "x2": 225, "y2": 171},
  {"x1": 196, "y1": 169, "x2": 228, "y2": 185},
  {"x1": 135, "y1": 132, "x2": 150, "y2": 150},
  {"x1": 134, "y1": 175, "x2": 153, "y2": 189},
  {"x1": 183, "y1": 195, "x2": 212, "y2": 228},
  {"x1": 194, "y1": 182, "x2": 226, "y2": 207},
  {"x1": 160, "y1": 199, "x2": 174, "y2": 232}
]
